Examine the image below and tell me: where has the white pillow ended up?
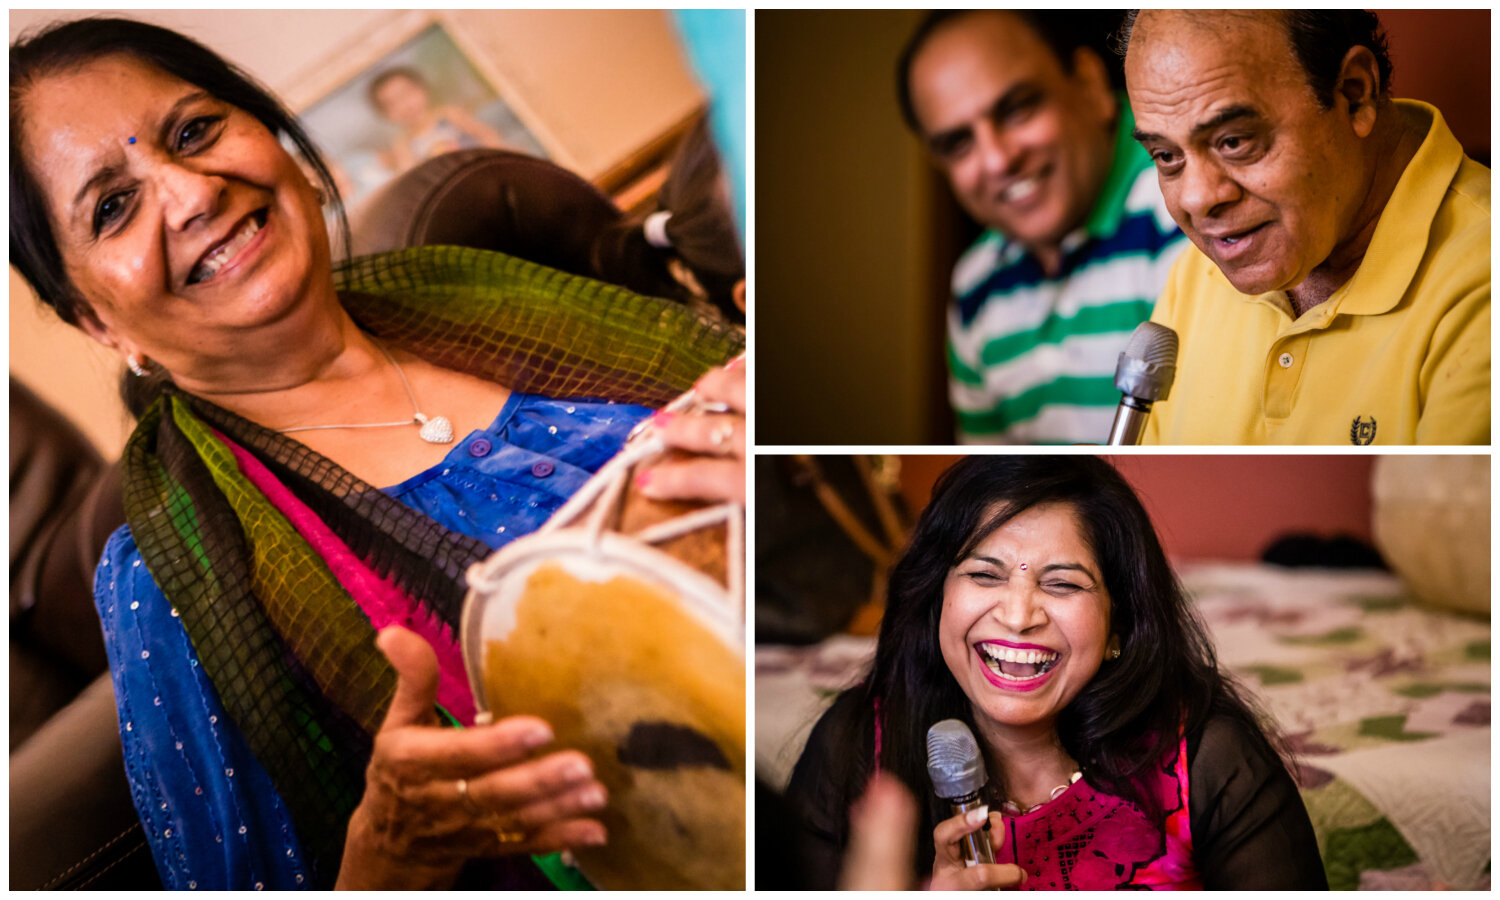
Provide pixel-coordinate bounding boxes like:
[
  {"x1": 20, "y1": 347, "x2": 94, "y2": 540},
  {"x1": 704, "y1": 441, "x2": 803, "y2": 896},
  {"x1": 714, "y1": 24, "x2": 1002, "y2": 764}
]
[{"x1": 1371, "y1": 456, "x2": 1489, "y2": 615}]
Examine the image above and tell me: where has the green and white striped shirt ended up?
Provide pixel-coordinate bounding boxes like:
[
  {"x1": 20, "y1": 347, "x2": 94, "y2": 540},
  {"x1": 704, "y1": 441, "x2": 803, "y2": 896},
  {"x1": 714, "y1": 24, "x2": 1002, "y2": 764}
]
[{"x1": 948, "y1": 105, "x2": 1187, "y2": 444}]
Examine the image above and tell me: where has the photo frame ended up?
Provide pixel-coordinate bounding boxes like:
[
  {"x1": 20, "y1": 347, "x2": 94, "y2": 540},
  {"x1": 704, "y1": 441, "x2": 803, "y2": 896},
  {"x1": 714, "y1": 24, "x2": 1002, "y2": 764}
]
[{"x1": 286, "y1": 11, "x2": 563, "y2": 211}]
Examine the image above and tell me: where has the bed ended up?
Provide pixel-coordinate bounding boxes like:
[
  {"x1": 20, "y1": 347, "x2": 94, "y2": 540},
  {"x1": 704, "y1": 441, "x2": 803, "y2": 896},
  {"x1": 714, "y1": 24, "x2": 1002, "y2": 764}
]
[{"x1": 754, "y1": 562, "x2": 1491, "y2": 890}]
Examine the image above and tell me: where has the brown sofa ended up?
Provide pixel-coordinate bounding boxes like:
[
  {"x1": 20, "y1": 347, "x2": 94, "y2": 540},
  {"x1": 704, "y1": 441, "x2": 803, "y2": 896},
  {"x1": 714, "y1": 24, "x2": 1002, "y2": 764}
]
[
  {"x1": 351, "y1": 147, "x2": 625, "y2": 273},
  {"x1": 10, "y1": 378, "x2": 151, "y2": 889}
]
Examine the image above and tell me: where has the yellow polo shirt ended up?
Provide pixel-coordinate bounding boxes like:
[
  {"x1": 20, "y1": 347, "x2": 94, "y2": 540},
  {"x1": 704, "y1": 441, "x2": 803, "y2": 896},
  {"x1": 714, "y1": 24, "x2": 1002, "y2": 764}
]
[{"x1": 1144, "y1": 100, "x2": 1490, "y2": 445}]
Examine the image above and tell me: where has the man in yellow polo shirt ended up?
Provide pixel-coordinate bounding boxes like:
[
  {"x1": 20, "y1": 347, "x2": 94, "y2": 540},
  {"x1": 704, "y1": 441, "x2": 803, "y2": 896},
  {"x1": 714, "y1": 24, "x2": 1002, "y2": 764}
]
[{"x1": 1120, "y1": 10, "x2": 1489, "y2": 444}]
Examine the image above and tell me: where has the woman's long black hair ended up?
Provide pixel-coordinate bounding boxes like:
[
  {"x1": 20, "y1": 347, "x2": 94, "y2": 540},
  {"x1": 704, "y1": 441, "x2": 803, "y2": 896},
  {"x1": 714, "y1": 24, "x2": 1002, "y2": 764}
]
[{"x1": 816, "y1": 456, "x2": 1275, "y2": 866}]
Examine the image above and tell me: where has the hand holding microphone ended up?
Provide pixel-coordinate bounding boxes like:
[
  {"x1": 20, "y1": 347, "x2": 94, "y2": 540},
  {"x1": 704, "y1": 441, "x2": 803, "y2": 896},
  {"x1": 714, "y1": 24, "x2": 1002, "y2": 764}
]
[{"x1": 926, "y1": 719, "x2": 1027, "y2": 890}]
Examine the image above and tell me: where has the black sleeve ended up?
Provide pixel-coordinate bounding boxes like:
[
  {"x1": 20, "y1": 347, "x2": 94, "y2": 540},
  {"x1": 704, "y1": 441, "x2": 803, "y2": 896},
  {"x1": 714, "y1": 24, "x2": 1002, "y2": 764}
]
[
  {"x1": 775, "y1": 692, "x2": 868, "y2": 890},
  {"x1": 1187, "y1": 715, "x2": 1329, "y2": 889}
]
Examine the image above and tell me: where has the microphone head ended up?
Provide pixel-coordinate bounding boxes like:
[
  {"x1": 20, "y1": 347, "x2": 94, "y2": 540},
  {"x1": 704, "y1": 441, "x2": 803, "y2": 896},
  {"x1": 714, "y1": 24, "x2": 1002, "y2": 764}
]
[
  {"x1": 926, "y1": 719, "x2": 988, "y2": 799},
  {"x1": 1114, "y1": 322, "x2": 1179, "y2": 403}
]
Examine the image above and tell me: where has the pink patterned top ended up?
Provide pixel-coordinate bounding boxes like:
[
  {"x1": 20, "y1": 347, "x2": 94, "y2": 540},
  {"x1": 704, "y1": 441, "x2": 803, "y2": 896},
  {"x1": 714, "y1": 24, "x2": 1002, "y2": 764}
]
[
  {"x1": 873, "y1": 704, "x2": 1199, "y2": 889},
  {"x1": 996, "y1": 735, "x2": 1200, "y2": 890}
]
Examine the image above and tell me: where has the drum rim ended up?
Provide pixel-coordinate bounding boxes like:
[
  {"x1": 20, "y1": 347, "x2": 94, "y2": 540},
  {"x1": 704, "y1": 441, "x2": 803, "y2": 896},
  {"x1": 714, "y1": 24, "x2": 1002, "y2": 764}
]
[{"x1": 461, "y1": 528, "x2": 744, "y2": 717}]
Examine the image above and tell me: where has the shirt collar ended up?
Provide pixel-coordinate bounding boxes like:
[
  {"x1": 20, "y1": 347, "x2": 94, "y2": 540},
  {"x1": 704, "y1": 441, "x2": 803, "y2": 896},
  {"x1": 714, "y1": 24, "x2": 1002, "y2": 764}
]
[{"x1": 1331, "y1": 99, "x2": 1463, "y2": 317}]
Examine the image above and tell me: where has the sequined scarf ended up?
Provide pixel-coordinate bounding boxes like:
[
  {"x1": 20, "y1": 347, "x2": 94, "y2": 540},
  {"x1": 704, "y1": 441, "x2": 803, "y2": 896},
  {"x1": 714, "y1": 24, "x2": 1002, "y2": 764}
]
[{"x1": 120, "y1": 245, "x2": 744, "y2": 885}]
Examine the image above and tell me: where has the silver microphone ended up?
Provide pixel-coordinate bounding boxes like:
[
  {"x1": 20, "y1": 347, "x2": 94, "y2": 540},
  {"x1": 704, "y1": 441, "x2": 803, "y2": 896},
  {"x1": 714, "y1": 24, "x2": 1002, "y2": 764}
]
[
  {"x1": 926, "y1": 719, "x2": 995, "y2": 866},
  {"x1": 1106, "y1": 322, "x2": 1179, "y2": 445}
]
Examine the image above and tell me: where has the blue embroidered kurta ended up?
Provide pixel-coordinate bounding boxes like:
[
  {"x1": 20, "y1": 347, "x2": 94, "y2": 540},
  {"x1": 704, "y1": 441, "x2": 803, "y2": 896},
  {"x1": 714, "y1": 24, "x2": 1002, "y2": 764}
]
[{"x1": 95, "y1": 393, "x2": 649, "y2": 889}]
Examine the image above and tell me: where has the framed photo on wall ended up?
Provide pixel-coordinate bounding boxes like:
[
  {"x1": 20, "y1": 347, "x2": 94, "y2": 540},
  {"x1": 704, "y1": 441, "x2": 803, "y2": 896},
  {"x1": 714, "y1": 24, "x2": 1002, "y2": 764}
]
[{"x1": 287, "y1": 11, "x2": 562, "y2": 211}]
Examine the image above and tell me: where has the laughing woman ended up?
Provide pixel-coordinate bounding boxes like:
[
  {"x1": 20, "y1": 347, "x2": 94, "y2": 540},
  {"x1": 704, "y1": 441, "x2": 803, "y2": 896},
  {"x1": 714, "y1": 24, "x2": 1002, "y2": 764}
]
[
  {"x1": 784, "y1": 456, "x2": 1327, "y2": 889},
  {"x1": 10, "y1": 17, "x2": 743, "y2": 891}
]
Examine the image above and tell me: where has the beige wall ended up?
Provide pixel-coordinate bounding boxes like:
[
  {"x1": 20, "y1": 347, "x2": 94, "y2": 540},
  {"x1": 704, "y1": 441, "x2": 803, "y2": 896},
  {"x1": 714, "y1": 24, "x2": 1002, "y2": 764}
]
[
  {"x1": 9, "y1": 9, "x2": 704, "y2": 458},
  {"x1": 9, "y1": 268, "x2": 136, "y2": 455}
]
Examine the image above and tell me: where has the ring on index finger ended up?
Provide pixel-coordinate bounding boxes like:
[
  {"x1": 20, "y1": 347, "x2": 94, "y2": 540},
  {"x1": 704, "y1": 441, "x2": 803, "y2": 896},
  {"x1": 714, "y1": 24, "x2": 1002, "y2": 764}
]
[{"x1": 455, "y1": 778, "x2": 486, "y2": 818}]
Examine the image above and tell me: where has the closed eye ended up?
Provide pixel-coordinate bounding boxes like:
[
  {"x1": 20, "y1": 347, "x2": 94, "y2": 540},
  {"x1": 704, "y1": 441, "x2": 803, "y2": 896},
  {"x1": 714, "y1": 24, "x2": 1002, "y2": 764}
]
[{"x1": 963, "y1": 571, "x2": 1004, "y2": 585}]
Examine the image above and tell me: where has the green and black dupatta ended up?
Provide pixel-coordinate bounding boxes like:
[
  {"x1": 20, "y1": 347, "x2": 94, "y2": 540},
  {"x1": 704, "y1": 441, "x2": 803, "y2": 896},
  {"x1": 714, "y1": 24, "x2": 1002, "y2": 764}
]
[{"x1": 119, "y1": 246, "x2": 744, "y2": 885}]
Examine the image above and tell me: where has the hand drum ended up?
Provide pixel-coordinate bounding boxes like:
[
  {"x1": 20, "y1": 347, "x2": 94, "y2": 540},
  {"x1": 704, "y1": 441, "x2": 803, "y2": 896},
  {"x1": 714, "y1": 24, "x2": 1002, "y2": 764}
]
[{"x1": 461, "y1": 399, "x2": 745, "y2": 890}]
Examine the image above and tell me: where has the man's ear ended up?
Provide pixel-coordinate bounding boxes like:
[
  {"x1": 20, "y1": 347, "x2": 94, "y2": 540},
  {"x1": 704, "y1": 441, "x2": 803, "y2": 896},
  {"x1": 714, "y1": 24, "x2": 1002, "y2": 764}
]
[
  {"x1": 1071, "y1": 47, "x2": 1118, "y2": 123},
  {"x1": 1336, "y1": 45, "x2": 1382, "y2": 138}
]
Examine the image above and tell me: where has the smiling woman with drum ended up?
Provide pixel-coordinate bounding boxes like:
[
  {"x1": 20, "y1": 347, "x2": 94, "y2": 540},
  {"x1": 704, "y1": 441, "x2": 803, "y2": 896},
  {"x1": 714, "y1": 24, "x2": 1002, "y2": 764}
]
[
  {"x1": 784, "y1": 456, "x2": 1327, "y2": 889},
  {"x1": 9, "y1": 16, "x2": 743, "y2": 890}
]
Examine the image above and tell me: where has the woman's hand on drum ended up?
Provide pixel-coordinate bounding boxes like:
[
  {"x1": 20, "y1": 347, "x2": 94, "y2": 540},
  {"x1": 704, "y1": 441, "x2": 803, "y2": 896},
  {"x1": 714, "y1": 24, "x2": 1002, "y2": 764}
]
[
  {"x1": 337, "y1": 627, "x2": 608, "y2": 890},
  {"x1": 637, "y1": 357, "x2": 746, "y2": 505},
  {"x1": 929, "y1": 806, "x2": 1028, "y2": 891}
]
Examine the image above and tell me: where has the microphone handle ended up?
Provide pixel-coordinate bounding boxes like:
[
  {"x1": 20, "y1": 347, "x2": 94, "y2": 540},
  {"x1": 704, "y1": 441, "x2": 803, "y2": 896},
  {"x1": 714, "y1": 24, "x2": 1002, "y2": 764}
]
[
  {"x1": 946, "y1": 790, "x2": 996, "y2": 865},
  {"x1": 1106, "y1": 396, "x2": 1153, "y2": 446}
]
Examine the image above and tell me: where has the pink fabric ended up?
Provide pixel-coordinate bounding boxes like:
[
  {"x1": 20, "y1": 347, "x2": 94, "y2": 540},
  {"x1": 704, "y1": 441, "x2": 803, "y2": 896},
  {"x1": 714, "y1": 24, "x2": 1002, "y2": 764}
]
[
  {"x1": 1133, "y1": 735, "x2": 1199, "y2": 888},
  {"x1": 999, "y1": 735, "x2": 1201, "y2": 890},
  {"x1": 216, "y1": 430, "x2": 476, "y2": 724}
]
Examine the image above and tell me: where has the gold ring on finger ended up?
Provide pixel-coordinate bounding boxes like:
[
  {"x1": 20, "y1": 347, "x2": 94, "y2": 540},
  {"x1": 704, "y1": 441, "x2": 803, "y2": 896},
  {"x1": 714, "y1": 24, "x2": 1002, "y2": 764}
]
[
  {"x1": 455, "y1": 777, "x2": 486, "y2": 817},
  {"x1": 495, "y1": 827, "x2": 528, "y2": 844}
]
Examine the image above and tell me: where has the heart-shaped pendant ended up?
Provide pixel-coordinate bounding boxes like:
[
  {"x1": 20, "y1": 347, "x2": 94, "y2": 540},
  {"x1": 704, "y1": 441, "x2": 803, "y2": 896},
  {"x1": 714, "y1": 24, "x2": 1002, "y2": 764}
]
[{"x1": 415, "y1": 413, "x2": 454, "y2": 444}]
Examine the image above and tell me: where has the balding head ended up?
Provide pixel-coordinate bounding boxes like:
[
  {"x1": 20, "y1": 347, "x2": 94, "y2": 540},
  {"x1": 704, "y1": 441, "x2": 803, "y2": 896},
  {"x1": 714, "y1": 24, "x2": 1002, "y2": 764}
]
[{"x1": 1119, "y1": 10, "x2": 1394, "y2": 108}]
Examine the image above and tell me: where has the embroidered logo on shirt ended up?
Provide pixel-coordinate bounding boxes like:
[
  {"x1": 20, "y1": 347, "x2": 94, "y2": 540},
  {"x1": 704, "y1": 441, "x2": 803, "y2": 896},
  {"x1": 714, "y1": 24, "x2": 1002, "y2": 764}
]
[{"x1": 1349, "y1": 416, "x2": 1377, "y2": 445}]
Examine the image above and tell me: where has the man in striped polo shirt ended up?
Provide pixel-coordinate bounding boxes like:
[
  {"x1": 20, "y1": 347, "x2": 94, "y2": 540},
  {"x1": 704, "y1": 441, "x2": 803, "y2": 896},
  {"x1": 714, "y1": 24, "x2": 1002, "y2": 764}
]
[{"x1": 900, "y1": 11, "x2": 1188, "y2": 443}]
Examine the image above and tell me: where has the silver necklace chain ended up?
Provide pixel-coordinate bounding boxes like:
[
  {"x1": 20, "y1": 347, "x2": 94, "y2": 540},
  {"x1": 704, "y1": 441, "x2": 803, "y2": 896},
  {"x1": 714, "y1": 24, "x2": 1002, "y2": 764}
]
[{"x1": 279, "y1": 340, "x2": 454, "y2": 443}]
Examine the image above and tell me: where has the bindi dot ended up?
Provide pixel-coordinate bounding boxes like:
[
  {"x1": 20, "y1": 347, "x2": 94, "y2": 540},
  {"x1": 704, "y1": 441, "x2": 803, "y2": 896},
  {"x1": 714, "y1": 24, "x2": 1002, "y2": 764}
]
[
  {"x1": 1019, "y1": 563, "x2": 1029, "y2": 571},
  {"x1": 127, "y1": 136, "x2": 137, "y2": 144}
]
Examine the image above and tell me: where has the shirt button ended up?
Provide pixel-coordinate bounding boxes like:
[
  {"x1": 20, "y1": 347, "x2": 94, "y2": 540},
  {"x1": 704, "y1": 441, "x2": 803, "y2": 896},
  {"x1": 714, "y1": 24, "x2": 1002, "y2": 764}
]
[
  {"x1": 1278, "y1": 352, "x2": 1294, "y2": 368},
  {"x1": 468, "y1": 438, "x2": 492, "y2": 458},
  {"x1": 531, "y1": 461, "x2": 555, "y2": 478}
]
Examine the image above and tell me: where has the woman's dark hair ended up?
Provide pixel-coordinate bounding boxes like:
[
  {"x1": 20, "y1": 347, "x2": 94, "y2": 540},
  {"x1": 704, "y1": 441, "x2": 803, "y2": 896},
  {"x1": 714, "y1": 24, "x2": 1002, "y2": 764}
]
[
  {"x1": 10, "y1": 16, "x2": 349, "y2": 328},
  {"x1": 590, "y1": 118, "x2": 745, "y2": 322},
  {"x1": 1114, "y1": 10, "x2": 1393, "y2": 108},
  {"x1": 896, "y1": 10, "x2": 1127, "y2": 134},
  {"x1": 826, "y1": 456, "x2": 1274, "y2": 865}
]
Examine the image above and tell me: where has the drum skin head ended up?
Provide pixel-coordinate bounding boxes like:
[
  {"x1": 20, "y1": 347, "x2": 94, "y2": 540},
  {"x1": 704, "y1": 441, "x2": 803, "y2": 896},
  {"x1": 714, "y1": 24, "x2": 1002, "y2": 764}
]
[{"x1": 472, "y1": 551, "x2": 745, "y2": 890}]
